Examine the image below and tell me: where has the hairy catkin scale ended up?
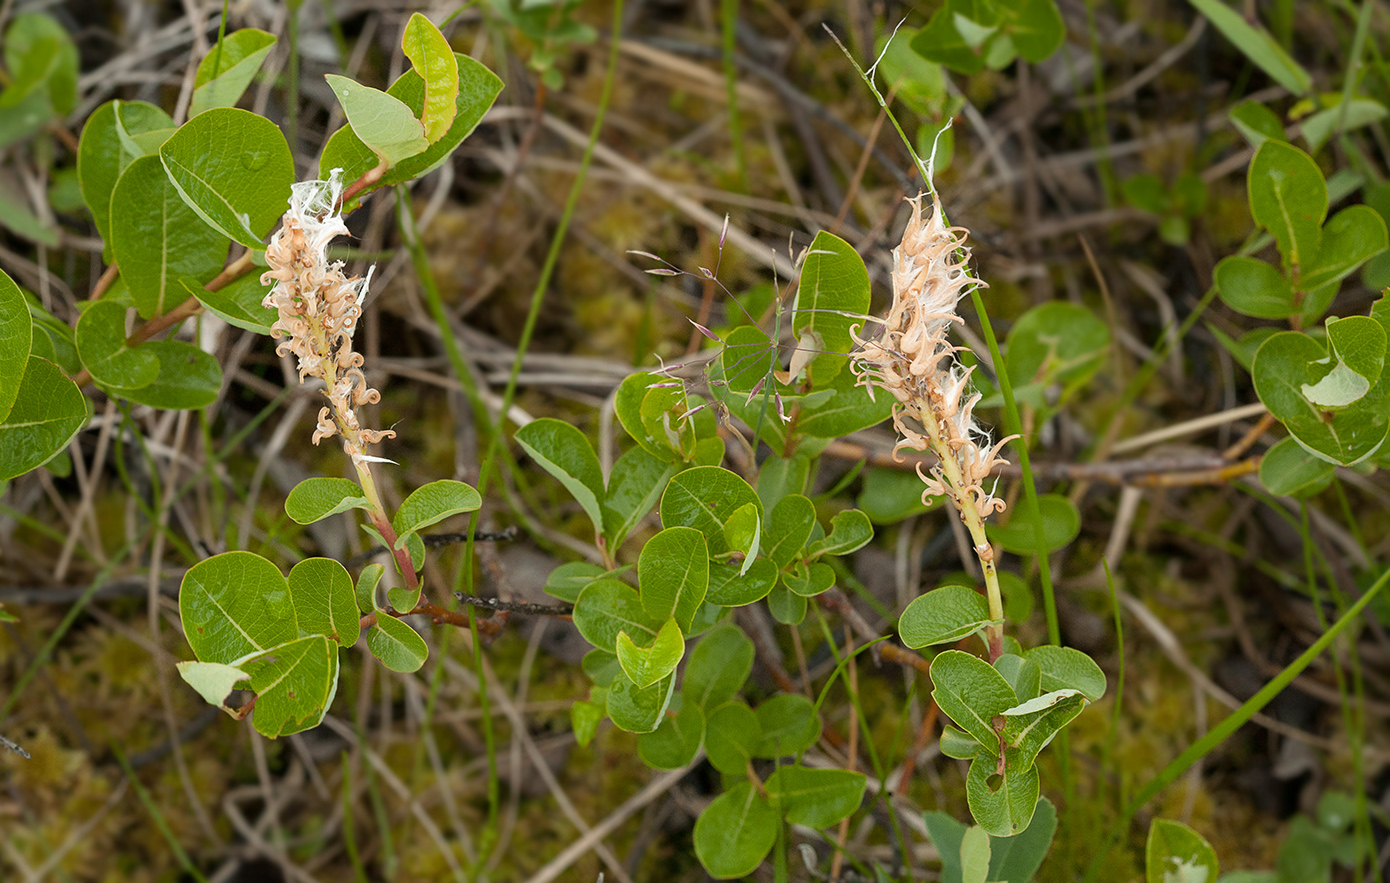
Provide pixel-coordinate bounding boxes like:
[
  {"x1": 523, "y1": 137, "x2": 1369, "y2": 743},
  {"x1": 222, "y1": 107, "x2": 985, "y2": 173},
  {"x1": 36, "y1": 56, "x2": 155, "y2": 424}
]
[
  {"x1": 851, "y1": 193, "x2": 1016, "y2": 516},
  {"x1": 261, "y1": 169, "x2": 394, "y2": 461}
]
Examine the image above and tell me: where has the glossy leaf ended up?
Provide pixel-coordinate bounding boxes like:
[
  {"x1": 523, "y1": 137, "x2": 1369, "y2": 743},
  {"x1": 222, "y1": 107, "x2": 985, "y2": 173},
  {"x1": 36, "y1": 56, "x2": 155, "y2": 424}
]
[
  {"x1": 402, "y1": 13, "x2": 458, "y2": 143},
  {"x1": 317, "y1": 53, "x2": 503, "y2": 205},
  {"x1": 1025, "y1": 645, "x2": 1107, "y2": 701},
  {"x1": 240, "y1": 634, "x2": 338, "y2": 738},
  {"x1": 807, "y1": 509, "x2": 874, "y2": 557},
  {"x1": 288, "y1": 558, "x2": 360, "y2": 646},
  {"x1": 1299, "y1": 205, "x2": 1388, "y2": 292},
  {"x1": 0, "y1": 270, "x2": 31, "y2": 423},
  {"x1": 683, "y1": 625, "x2": 754, "y2": 710},
  {"x1": 705, "y1": 701, "x2": 760, "y2": 773},
  {"x1": 324, "y1": 74, "x2": 429, "y2": 166},
  {"x1": 119, "y1": 340, "x2": 221, "y2": 410},
  {"x1": 76, "y1": 300, "x2": 159, "y2": 391},
  {"x1": 693, "y1": 782, "x2": 779, "y2": 879},
  {"x1": 660, "y1": 466, "x2": 761, "y2": 555},
  {"x1": 900, "y1": 584, "x2": 993, "y2": 648},
  {"x1": 1002, "y1": 690, "x2": 1088, "y2": 771},
  {"x1": 159, "y1": 107, "x2": 294, "y2": 247},
  {"x1": 1146, "y1": 819, "x2": 1219, "y2": 883},
  {"x1": 1214, "y1": 256, "x2": 1296, "y2": 319},
  {"x1": 755, "y1": 453, "x2": 809, "y2": 510},
  {"x1": 762, "y1": 494, "x2": 816, "y2": 566},
  {"x1": 755, "y1": 693, "x2": 821, "y2": 757},
  {"x1": 616, "y1": 618, "x2": 685, "y2": 689},
  {"x1": 794, "y1": 230, "x2": 870, "y2": 384},
  {"x1": 606, "y1": 668, "x2": 676, "y2": 733},
  {"x1": 391, "y1": 479, "x2": 482, "y2": 547},
  {"x1": 765, "y1": 766, "x2": 867, "y2": 829},
  {"x1": 638, "y1": 526, "x2": 709, "y2": 631},
  {"x1": 1248, "y1": 140, "x2": 1325, "y2": 272},
  {"x1": 0, "y1": 357, "x2": 88, "y2": 481},
  {"x1": 365, "y1": 615, "x2": 428, "y2": 673},
  {"x1": 191, "y1": 29, "x2": 277, "y2": 117},
  {"x1": 573, "y1": 579, "x2": 663, "y2": 651},
  {"x1": 941, "y1": 725, "x2": 983, "y2": 760},
  {"x1": 722, "y1": 502, "x2": 761, "y2": 573},
  {"x1": 1260, "y1": 436, "x2": 1335, "y2": 497},
  {"x1": 516, "y1": 418, "x2": 605, "y2": 536},
  {"x1": 987, "y1": 494, "x2": 1080, "y2": 555},
  {"x1": 184, "y1": 272, "x2": 274, "y2": 335},
  {"x1": 355, "y1": 563, "x2": 385, "y2": 614},
  {"x1": 706, "y1": 558, "x2": 778, "y2": 607},
  {"x1": 286, "y1": 477, "x2": 370, "y2": 524},
  {"x1": 179, "y1": 551, "x2": 298, "y2": 663},
  {"x1": 783, "y1": 561, "x2": 836, "y2": 598},
  {"x1": 966, "y1": 750, "x2": 1040, "y2": 837},
  {"x1": 931, "y1": 649, "x2": 1018, "y2": 748},
  {"x1": 614, "y1": 372, "x2": 670, "y2": 458},
  {"x1": 601, "y1": 445, "x2": 677, "y2": 546},
  {"x1": 637, "y1": 701, "x2": 704, "y2": 769}
]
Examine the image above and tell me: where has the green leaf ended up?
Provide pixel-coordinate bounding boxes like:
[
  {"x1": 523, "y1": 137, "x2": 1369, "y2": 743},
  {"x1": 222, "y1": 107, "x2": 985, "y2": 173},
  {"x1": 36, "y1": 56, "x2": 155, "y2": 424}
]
[
  {"x1": 900, "y1": 584, "x2": 994, "y2": 648},
  {"x1": 601, "y1": 445, "x2": 677, "y2": 547},
  {"x1": 324, "y1": 74, "x2": 429, "y2": 165},
  {"x1": 24, "y1": 292, "x2": 78, "y2": 375},
  {"x1": 175, "y1": 660, "x2": 249, "y2": 712},
  {"x1": 660, "y1": 466, "x2": 761, "y2": 555},
  {"x1": 365, "y1": 615, "x2": 428, "y2": 673},
  {"x1": 755, "y1": 693, "x2": 821, "y2": 757},
  {"x1": 1146, "y1": 819, "x2": 1220, "y2": 883},
  {"x1": 605, "y1": 668, "x2": 676, "y2": 733},
  {"x1": 191, "y1": 29, "x2": 277, "y2": 117},
  {"x1": 515, "y1": 418, "x2": 606, "y2": 536},
  {"x1": 1230, "y1": 100, "x2": 1288, "y2": 148},
  {"x1": 857, "y1": 467, "x2": 938, "y2": 523},
  {"x1": 288, "y1": 558, "x2": 360, "y2": 646},
  {"x1": 966, "y1": 750, "x2": 1040, "y2": 837},
  {"x1": 1006, "y1": 302, "x2": 1110, "y2": 395},
  {"x1": 241, "y1": 634, "x2": 338, "y2": 738},
  {"x1": 990, "y1": 796, "x2": 1058, "y2": 882},
  {"x1": 119, "y1": 340, "x2": 221, "y2": 410},
  {"x1": 874, "y1": 27, "x2": 950, "y2": 118},
  {"x1": 765, "y1": 766, "x2": 867, "y2": 829},
  {"x1": 1214, "y1": 256, "x2": 1296, "y2": 319},
  {"x1": 994, "y1": 654, "x2": 1041, "y2": 703},
  {"x1": 0, "y1": 356, "x2": 88, "y2": 481},
  {"x1": 1187, "y1": 0, "x2": 1311, "y2": 95},
  {"x1": 355, "y1": 563, "x2": 384, "y2": 614},
  {"x1": 941, "y1": 724, "x2": 984, "y2": 760},
  {"x1": 571, "y1": 699, "x2": 603, "y2": 748},
  {"x1": 386, "y1": 582, "x2": 420, "y2": 617},
  {"x1": 693, "y1": 782, "x2": 779, "y2": 879},
  {"x1": 1253, "y1": 330, "x2": 1389, "y2": 465},
  {"x1": 573, "y1": 579, "x2": 663, "y2": 651},
  {"x1": 159, "y1": 107, "x2": 294, "y2": 248},
  {"x1": 638, "y1": 526, "x2": 709, "y2": 631},
  {"x1": 1001, "y1": 689, "x2": 1088, "y2": 771},
  {"x1": 807, "y1": 509, "x2": 874, "y2": 558},
  {"x1": 179, "y1": 551, "x2": 299, "y2": 663},
  {"x1": 543, "y1": 561, "x2": 608, "y2": 604},
  {"x1": 637, "y1": 701, "x2": 704, "y2": 769},
  {"x1": 402, "y1": 13, "x2": 458, "y2": 143},
  {"x1": 795, "y1": 365, "x2": 894, "y2": 438},
  {"x1": 1123, "y1": 174, "x2": 1168, "y2": 215},
  {"x1": 723, "y1": 502, "x2": 761, "y2": 574},
  {"x1": 614, "y1": 372, "x2": 670, "y2": 457},
  {"x1": 705, "y1": 701, "x2": 760, "y2": 773},
  {"x1": 706, "y1": 557, "x2": 778, "y2": 606},
  {"x1": 390, "y1": 479, "x2": 482, "y2": 547},
  {"x1": 1248, "y1": 140, "x2": 1326, "y2": 272},
  {"x1": 76, "y1": 300, "x2": 159, "y2": 391},
  {"x1": 1010, "y1": 0, "x2": 1065, "y2": 63},
  {"x1": 683, "y1": 625, "x2": 754, "y2": 710},
  {"x1": 756, "y1": 453, "x2": 809, "y2": 510},
  {"x1": 0, "y1": 270, "x2": 32, "y2": 423},
  {"x1": 616, "y1": 618, "x2": 685, "y2": 689},
  {"x1": 763, "y1": 494, "x2": 816, "y2": 567},
  {"x1": 924, "y1": 809, "x2": 973, "y2": 883},
  {"x1": 986, "y1": 494, "x2": 1079, "y2": 555},
  {"x1": 286, "y1": 477, "x2": 371, "y2": 524},
  {"x1": 1301, "y1": 98, "x2": 1388, "y2": 155},
  {"x1": 931, "y1": 649, "x2": 1018, "y2": 747},
  {"x1": 783, "y1": 561, "x2": 836, "y2": 598},
  {"x1": 1256, "y1": 437, "x2": 1334, "y2": 499},
  {"x1": 1025, "y1": 645, "x2": 1107, "y2": 700},
  {"x1": 183, "y1": 272, "x2": 275, "y2": 335},
  {"x1": 317, "y1": 53, "x2": 503, "y2": 206},
  {"x1": 766, "y1": 579, "x2": 808, "y2": 624},
  {"x1": 2, "y1": 13, "x2": 77, "y2": 116},
  {"x1": 78, "y1": 102, "x2": 176, "y2": 256},
  {"x1": 961, "y1": 825, "x2": 992, "y2": 883},
  {"x1": 582, "y1": 648, "x2": 621, "y2": 687},
  {"x1": 793, "y1": 230, "x2": 870, "y2": 384},
  {"x1": 911, "y1": 3, "x2": 986, "y2": 74},
  {"x1": 1299, "y1": 205, "x2": 1388, "y2": 292}
]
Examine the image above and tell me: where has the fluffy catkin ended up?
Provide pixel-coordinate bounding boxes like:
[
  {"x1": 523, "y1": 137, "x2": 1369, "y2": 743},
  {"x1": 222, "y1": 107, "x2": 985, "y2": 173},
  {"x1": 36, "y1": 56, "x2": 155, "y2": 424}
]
[
  {"x1": 261, "y1": 169, "x2": 394, "y2": 461},
  {"x1": 852, "y1": 193, "x2": 1015, "y2": 516}
]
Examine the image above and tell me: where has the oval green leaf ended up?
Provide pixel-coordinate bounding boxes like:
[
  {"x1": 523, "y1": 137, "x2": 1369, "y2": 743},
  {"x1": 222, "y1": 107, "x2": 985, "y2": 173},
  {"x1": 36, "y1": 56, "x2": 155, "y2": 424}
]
[
  {"x1": 286, "y1": 476, "x2": 370, "y2": 524},
  {"x1": 900, "y1": 584, "x2": 994, "y2": 648},
  {"x1": 365, "y1": 615, "x2": 427, "y2": 673},
  {"x1": 391, "y1": 479, "x2": 482, "y2": 547},
  {"x1": 693, "y1": 782, "x2": 779, "y2": 879},
  {"x1": 0, "y1": 356, "x2": 87, "y2": 481}
]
